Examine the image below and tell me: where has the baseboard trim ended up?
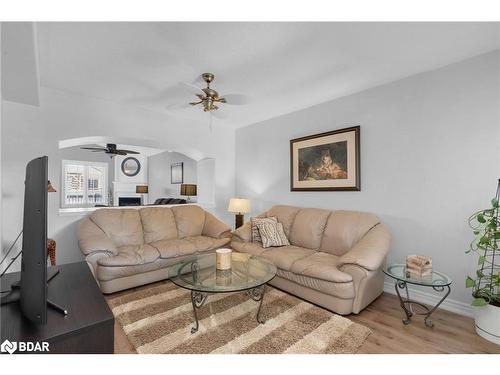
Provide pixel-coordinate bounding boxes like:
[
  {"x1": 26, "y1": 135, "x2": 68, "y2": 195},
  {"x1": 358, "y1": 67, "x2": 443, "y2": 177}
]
[{"x1": 383, "y1": 281, "x2": 473, "y2": 318}]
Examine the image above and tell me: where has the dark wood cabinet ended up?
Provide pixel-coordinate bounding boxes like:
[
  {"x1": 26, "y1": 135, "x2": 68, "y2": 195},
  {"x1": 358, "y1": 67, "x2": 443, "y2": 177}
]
[{"x1": 1, "y1": 262, "x2": 114, "y2": 354}]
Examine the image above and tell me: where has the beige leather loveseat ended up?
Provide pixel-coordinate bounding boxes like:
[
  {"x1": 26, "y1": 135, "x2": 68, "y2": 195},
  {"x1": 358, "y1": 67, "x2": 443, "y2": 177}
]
[
  {"x1": 231, "y1": 205, "x2": 390, "y2": 314},
  {"x1": 78, "y1": 205, "x2": 231, "y2": 293}
]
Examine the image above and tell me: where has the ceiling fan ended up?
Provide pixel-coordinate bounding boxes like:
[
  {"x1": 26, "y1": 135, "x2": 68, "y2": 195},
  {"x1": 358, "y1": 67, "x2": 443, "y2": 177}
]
[
  {"x1": 167, "y1": 73, "x2": 251, "y2": 121},
  {"x1": 80, "y1": 143, "x2": 140, "y2": 156}
]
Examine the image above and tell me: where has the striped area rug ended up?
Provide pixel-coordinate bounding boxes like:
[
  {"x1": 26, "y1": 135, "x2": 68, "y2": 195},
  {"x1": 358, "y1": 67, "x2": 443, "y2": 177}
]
[{"x1": 107, "y1": 280, "x2": 371, "y2": 354}]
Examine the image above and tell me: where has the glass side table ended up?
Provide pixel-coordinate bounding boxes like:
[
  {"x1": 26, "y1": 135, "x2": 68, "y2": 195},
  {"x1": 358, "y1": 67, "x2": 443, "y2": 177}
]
[{"x1": 383, "y1": 264, "x2": 452, "y2": 328}]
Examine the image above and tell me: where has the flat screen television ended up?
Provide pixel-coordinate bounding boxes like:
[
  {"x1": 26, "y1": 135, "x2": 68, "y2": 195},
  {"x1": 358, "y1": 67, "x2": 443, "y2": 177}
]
[
  {"x1": 20, "y1": 155, "x2": 48, "y2": 323},
  {"x1": 1, "y1": 156, "x2": 65, "y2": 324}
]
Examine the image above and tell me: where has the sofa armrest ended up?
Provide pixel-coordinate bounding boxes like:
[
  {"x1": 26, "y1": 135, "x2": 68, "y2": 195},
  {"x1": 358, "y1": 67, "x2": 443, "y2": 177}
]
[
  {"x1": 78, "y1": 218, "x2": 118, "y2": 256},
  {"x1": 202, "y1": 212, "x2": 232, "y2": 239},
  {"x1": 231, "y1": 222, "x2": 252, "y2": 243},
  {"x1": 337, "y1": 223, "x2": 390, "y2": 271},
  {"x1": 85, "y1": 251, "x2": 114, "y2": 282}
]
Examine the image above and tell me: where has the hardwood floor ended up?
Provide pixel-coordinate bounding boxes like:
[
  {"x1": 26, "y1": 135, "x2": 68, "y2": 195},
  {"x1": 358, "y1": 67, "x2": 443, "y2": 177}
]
[
  {"x1": 350, "y1": 293, "x2": 499, "y2": 354},
  {"x1": 111, "y1": 292, "x2": 500, "y2": 354}
]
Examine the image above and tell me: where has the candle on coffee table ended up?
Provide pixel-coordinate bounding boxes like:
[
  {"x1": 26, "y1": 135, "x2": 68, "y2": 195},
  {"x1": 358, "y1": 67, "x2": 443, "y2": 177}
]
[{"x1": 216, "y1": 248, "x2": 232, "y2": 270}]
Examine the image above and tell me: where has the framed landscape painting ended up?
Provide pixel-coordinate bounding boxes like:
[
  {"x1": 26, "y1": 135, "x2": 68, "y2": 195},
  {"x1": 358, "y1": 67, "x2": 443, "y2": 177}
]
[{"x1": 290, "y1": 126, "x2": 360, "y2": 191}]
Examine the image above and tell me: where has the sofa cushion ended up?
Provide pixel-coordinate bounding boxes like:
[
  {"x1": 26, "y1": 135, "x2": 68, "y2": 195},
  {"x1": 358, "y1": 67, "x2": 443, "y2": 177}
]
[
  {"x1": 151, "y1": 236, "x2": 229, "y2": 259},
  {"x1": 171, "y1": 205, "x2": 206, "y2": 238},
  {"x1": 231, "y1": 241, "x2": 266, "y2": 256},
  {"x1": 290, "y1": 252, "x2": 352, "y2": 283},
  {"x1": 139, "y1": 207, "x2": 178, "y2": 243},
  {"x1": 96, "y1": 256, "x2": 185, "y2": 282},
  {"x1": 90, "y1": 208, "x2": 144, "y2": 247},
  {"x1": 266, "y1": 205, "x2": 300, "y2": 237},
  {"x1": 97, "y1": 244, "x2": 159, "y2": 267},
  {"x1": 275, "y1": 269, "x2": 355, "y2": 300},
  {"x1": 320, "y1": 210, "x2": 380, "y2": 256},
  {"x1": 261, "y1": 245, "x2": 314, "y2": 271},
  {"x1": 289, "y1": 208, "x2": 331, "y2": 250}
]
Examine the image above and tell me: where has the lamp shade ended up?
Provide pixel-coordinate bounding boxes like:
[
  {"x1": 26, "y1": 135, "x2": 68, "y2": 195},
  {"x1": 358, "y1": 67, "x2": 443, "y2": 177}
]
[
  {"x1": 47, "y1": 180, "x2": 57, "y2": 193},
  {"x1": 180, "y1": 184, "x2": 197, "y2": 196},
  {"x1": 136, "y1": 185, "x2": 148, "y2": 194},
  {"x1": 228, "y1": 198, "x2": 251, "y2": 214}
]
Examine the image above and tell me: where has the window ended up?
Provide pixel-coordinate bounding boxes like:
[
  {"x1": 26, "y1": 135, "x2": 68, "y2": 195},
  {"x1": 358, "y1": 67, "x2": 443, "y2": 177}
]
[{"x1": 62, "y1": 160, "x2": 108, "y2": 208}]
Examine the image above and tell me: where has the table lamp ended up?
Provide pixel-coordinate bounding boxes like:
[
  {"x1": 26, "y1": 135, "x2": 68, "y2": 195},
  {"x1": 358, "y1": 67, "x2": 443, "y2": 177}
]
[
  {"x1": 228, "y1": 198, "x2": 251, "y2": 229},
  {"x1": 180, "y1": 184, "x2": 197, "y2": 202},
  {"x1": 136, "y1": 185, "x2": 148, "y2": 205},
  {"x1": 47, "y1": 180, "x2": 57, "y2": 193}
]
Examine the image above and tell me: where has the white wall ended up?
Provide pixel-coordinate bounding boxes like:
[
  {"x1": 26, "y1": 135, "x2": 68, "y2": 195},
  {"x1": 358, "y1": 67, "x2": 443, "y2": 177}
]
[
  {"x1": 148, "y1": 151, "x2": 197, "y2": 202},
  {"x1": 197, "y1": 158, "x2": 216, "y2": 207},
  {"x1": 1, "y1": 87, "x2": 235, "y2": 270},
  {"x1": 235, "y1": 51, "x2": 500, "y2": 306}
]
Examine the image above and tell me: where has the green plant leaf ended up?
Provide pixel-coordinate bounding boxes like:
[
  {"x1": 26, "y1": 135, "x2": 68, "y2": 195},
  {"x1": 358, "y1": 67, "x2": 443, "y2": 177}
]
[
  {"x1": 466, "y1": 276, "x2": 476, "y2": 288},
  {"x1": 479, "y1": 236, "x2": 490, "y2": 245},
  {"x1": 473, "y1": 230, "x2": 480, "y2": 235},
  {"x1": 477, "y1": 213, "x2": 486, "y2": 223},
  {"x1": 494, "y1": 232, "x2": 500, "y2": 239},
  {"x1": 471, "y1": 298, "x2": 488, "y2": 307},
  {"x1": 477, "y1": 270, "x2": 485, "y2": 278},
  {"x1": 478, "y1": 255, "x2": 486, "y2": 266},
  {"x1": 492, "y1": 198, "x2": 499, "y2": 208}
]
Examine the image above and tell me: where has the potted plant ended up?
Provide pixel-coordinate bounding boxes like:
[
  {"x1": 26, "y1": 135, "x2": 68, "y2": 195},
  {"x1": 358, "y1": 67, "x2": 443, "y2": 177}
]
[{"x1": 466, "y1": 179, "x2": 500, "y2": 344}]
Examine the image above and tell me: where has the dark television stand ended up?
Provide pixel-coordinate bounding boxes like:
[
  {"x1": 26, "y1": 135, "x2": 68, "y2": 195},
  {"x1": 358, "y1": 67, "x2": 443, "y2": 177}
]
[{"x1": 1, "y1": 266, "x2": 68, "y2": 315}]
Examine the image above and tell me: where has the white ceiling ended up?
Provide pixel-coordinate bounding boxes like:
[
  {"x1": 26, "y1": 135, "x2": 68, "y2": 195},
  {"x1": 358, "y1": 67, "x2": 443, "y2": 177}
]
[{"x1": 36, "y1": 22, "x2": 500, "y2": 128}]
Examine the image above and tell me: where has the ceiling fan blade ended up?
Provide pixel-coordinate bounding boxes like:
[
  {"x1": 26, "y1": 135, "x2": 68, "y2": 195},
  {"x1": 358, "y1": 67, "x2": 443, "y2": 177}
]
[
  {"x1": 220, "y1": 93, "x2": 251, "y2": 105},
  {"x1": 81, "y1": 147, "x2": 107, "y2": 151},
  {"x1": 178, "y1": 81, "x2": 204, "y2": 95},
  {"x1": 118, "y1": 149, "x2": 140, "y2": 155},
  {"x1": 115, "y1": 150, "x2": 127, "y2": 156}
]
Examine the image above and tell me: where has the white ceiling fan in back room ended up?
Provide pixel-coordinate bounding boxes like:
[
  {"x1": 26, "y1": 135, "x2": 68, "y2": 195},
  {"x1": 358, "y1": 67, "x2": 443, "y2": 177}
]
[{"x1": 166, "y1": 72, "x2": 252, "y2": 132}]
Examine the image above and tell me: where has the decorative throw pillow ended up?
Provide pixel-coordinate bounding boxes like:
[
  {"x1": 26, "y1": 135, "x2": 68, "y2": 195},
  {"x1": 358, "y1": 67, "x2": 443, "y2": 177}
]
[
  {"x1": 251, "y1": 216, "x2": 277, "y2": 243},
  {"x1": 255, "y1": 221, "x2": 290, "y2": 248}
]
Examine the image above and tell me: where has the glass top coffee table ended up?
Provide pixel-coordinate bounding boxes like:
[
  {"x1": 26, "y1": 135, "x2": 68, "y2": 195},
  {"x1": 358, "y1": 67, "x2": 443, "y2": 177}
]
[
  {"x1": 384, "y1": 264, "x2": 452, "y2": 327},
  {"x1": 170, "y1": 252, "x2": 277, "y2": 333}
]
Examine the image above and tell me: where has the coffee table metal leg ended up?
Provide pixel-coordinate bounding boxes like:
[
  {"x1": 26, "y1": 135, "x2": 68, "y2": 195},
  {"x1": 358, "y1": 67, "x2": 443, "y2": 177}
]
[
  {"x1": 191, "y1": 291, "x2": 208, "y2": 334},
  {"x1": 246, "y1": 284, "x2": 266, "y2": 324}
]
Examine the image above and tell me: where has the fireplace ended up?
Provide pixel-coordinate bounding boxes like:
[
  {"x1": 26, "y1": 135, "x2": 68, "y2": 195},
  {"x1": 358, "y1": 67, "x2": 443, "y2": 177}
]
[{"x1": 119, "y1": 197, "x2": 142, "y2": 206}]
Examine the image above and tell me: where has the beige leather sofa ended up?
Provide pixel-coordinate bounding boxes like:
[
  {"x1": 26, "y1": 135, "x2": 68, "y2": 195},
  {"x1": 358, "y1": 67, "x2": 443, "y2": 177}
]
[
  {"x1": 78, "y1": 205, "x2": 231, "y2": 293},
  {"x1": 231, "y1": 205, "x2": 390, "y2": 314}
]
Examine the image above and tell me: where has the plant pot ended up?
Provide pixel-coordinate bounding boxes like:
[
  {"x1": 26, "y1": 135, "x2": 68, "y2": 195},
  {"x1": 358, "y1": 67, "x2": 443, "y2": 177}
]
[{"x1": 474, "y1": 303, "x2": 500, "y2": 345}]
